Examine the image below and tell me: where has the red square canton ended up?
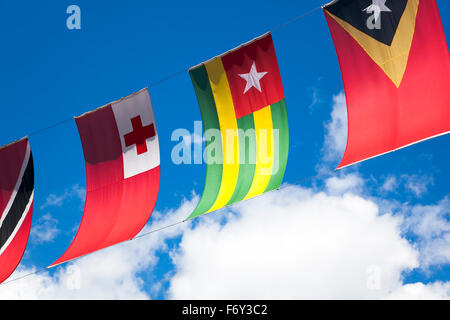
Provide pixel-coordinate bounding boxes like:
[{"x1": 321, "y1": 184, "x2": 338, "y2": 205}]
[{"x1": 221, "y1": 33, "x2": 285, "y2": 119}]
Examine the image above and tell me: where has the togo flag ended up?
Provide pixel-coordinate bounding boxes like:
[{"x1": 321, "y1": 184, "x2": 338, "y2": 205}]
[
  {"x1": 50, "y1": 88, "x2": 160, "y2": 267},
  {"x1": 188, "y1": 33, "x2": 289, "y2": 220}
]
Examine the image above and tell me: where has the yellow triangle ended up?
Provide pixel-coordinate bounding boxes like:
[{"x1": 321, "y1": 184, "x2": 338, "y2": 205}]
[{"x1": 326, "y1": 0, "x2": 419, "y2": 88}]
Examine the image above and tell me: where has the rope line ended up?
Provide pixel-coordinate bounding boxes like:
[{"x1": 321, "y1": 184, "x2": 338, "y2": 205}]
[
  {"x1": 270, "y1": 6, "x2": 322, "y2": 32},
  {"x1": 21, "y1": 6, "x2": 323, "y2": 139},
  {"x1": 1, "y1": 5, "x2": 326, "y2": 287},
  {"x1": 0, "y1": 167, "x2": 338, "y2": 287}
]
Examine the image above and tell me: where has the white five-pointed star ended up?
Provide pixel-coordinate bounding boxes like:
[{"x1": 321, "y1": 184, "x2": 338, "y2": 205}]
[
  {"x1": 364, "y1": 0, "x2": 391, "y2": 22},
  {"x1": 238, "y1": 61, "x2": 268, "y2": 94}
]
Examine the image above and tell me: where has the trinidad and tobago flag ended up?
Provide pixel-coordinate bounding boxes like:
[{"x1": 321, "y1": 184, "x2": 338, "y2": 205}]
[
  {"x1": 324, "y1": 0, "x2": 450, "y2": 168},
  {"x1": 0, "y1": 137, "x2": 34, "y2": 284},
  {"x1": 50, "y1": 88, "x2": 160, "y2": 267}
]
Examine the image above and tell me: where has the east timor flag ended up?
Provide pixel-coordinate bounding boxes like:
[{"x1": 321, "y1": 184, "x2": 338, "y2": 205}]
[
  {"x1": 187, "y1": 33, "x2": 289, "y2": 220},
  {"x1": 324, "y1": 0, "x2": 450, "y2": 169}
]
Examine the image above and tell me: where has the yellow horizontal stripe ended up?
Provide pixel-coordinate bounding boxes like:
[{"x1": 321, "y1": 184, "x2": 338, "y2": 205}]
[
  {"x1": 244, "y1": 105, "x2": 274, "y2": 200},
  {"x1": 205, "y1": 58, "x2": 240, "y2": 213}
]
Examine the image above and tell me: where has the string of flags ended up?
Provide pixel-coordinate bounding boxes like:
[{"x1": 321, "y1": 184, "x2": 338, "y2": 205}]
[{"x1": 1, "y1": 0, "x2": 449, "y2": 284}]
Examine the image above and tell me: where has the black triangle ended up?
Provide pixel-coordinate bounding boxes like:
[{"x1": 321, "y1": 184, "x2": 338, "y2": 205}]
[{"x1": 325, "y1": 0, "x2": 408, "y2": 46}]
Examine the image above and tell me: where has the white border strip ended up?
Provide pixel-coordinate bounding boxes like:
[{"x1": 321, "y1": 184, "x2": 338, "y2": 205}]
[
  {"x1": 0, "y1": 191, "x2": 34, "y2": 256},
  {"x1": 337, "y1": 131, "x2": 450, "y2": 170}
]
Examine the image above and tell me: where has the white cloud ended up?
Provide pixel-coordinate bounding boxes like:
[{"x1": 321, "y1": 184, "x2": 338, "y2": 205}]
[
  {"x1": 165, "y1": 173, "x2": 450, "y2": 300},
  {"x1": 307, "y1": 87, "x2": 322, "y2": 110},
  {"x1": 2, "y1": 180, "x2": 450, "y2": 300},
  {"x1": 39, "y1": 184, "x2": 86, "y2": 210},
  {"x1": 321, "y1": 92, "x2": 348, "y2": 165},
  {"x1": 377, "y1": 174, "x2": 434, "y2": 198},
  {"x1": 30, "y1": 213, "x2": 60, "y2": 244},
  {"x1": 168, "y1": 183, "x2": 423, "y2": 299},
  {"x1": 2, "y1": 88, "x2": 448, "y2": 300},
  {"x1": 387, "y1": 282, "x2": 450, "y2": 300},
  {"x1": 401, "y1": 174, "x2": 434, "y2": 198},
  {"x1": 0, "y1": 196, "x2": 197, "y2": 299},
  {"x1": 403, "y1": 198, "x2": 450, "y2": 268},
  {"x1": 325, "y1": 173, "x2": 364, "y2": 195},
  {"x1": 380, "y1": 176, "x2": 398, "y2": 193},
  {"x1": 31, "y1": 184, "x2": 86, "y2": 245}
]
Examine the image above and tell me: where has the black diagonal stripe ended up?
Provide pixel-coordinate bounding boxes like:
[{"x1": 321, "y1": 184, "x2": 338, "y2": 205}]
[
  {"x1": 325, "y1": 0, "x2": 408, "y2": 46},
  {"x1": 0, "y1": 152, "x2": 34, "y2": 251}
]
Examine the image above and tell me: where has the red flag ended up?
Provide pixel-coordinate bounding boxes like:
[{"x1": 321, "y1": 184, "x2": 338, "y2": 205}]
[
  {"x1": 0, "y1": 138, "x2": 34, "y2": 284},
  {"x1": 50, "y1": 88, "x2": 160, "y2": 267},
  {"x1": 221, "y1": 33, "x2": 285, "y2": 119},
  {"x1": 324, "y1": 0, "x2": 450, "y2": 168}
]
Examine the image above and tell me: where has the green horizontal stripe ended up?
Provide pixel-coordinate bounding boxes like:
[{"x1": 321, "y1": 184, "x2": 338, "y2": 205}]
[
  {"x1": 187, "y1": 65, "x2": 223, "y2": 220},
  {"x1": 226, "y1": 113, "x2": 256, "y2": 206},
  {"x1": 265, "y1": 99, "x2": 289, "y2": 192}
]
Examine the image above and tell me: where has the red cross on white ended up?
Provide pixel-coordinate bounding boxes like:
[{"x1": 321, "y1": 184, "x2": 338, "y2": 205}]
[
  {"x1": 112, "y1": 90, "x2": 160, "y2": 179},
  {"x1": 124, "y1": 116, "x2": 156, "y2": 155}
]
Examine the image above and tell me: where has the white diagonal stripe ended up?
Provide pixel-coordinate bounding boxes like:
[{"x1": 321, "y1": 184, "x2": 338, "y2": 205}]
[{"x1": 0, "y1": 190, "x2": 33, "y2": 255}]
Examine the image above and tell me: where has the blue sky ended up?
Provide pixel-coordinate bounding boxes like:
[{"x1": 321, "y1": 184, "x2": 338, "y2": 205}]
[{"x1": 0, "y1": 0, "x2": 449, "y2": 299}]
